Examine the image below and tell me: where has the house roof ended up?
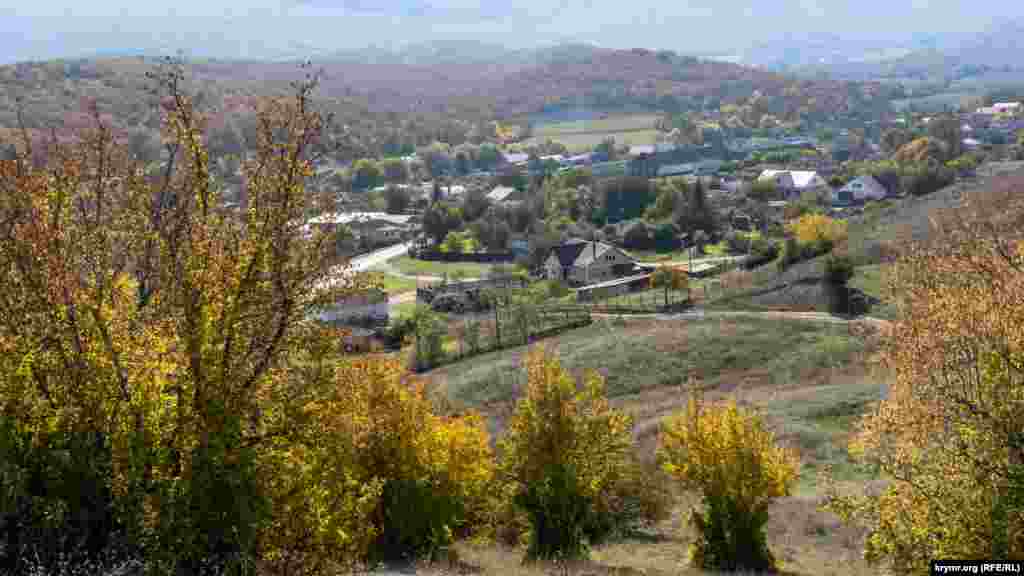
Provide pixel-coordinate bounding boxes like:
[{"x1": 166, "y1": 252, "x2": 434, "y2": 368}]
[
  {"x1": 657, "y1": 163, "x2": 695, "y2": 177},
  {"x1": 757, "y1": 170, "x2": 822, "y2": 189},
  {"x1": 840, "y1": 175, "x2": 883, "y2": 191},
  {"x1": 307, "y1": 212, "x2": 415, "y2": 227},
  {"x1": 486, "y1": 186, "x2": 518, "y2": 203},
  {"x1": 550, "y1": 242, "x2": 589, "y2": 267},
  {"x1": 502, "y1": 152, "x2": 529, "y2": 164},
  {"x1": 549, "y1": 240, "x2": 622, "y2": 268},
  {"x1": 789, "y1": 171, "x2": 823, "y2": 189}
]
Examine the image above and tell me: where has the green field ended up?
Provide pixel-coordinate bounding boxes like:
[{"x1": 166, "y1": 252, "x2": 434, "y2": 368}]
[
  {"x1": 365, "y1": 271, "x2": 418, "y2": 295},
  {"x1": 430, "y1": 315, "x2": 867, "y2": 406},
  {"x1": 522, "y1": 114, "x2": 661, "y2": 154},
  {"x1": 532, "y1": 114, "x2": 660, "y2": 136},
  {"x1": 384, "y1": 256, "x2": 498, "y2": 279}
]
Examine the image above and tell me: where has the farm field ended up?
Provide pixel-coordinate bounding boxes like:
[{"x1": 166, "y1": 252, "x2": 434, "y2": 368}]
[
  {"x1": 522, "y1": 114, "x2": 662, "y2": 153},
  {"x1": 415, "y1": 314, "x2": 881, "y2": 576},
  {"x1": 532, "y1": 114, "x2": 661, "y2": 136},
  {"x1": 382, "y1": 256, "x2": 497, "y2": 279}
]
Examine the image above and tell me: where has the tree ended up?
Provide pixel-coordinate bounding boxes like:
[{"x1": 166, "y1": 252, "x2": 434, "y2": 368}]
[
  {"x1": 659, "y1": 389, "x2": 798, "y2": 572},
  {"x1": 594, "y1": 137, "x2": 616, "y2": 162},
  {"x1": 651, "y1": 267, "x2": 688, "y2": 308},
  {"x1": 439, "y1": 231, "x2": 468, "y2": 253},
  {"x1": 824, "y1": 186, "x2": 1024, "y2": 573},
  {"x1": 498, "y1": 349, "x2": 634, "y2": 561},
  {"x1": 477, "y1": 144, "x2": 500, "y2": 170},
  {"x1": 685, "y1": 179, "x2": 717, "y2": 236},
  {"x1": 0, "y1": 61, "x2": 385, "y2": 574},
  {"x1": 893, "y1": 137, "x2": 948, "y2": 165},
  {"x1": 622, "y1": 220, "x2": 653, "y2": 250},
  {"x1": 461, "y1": 187, "x2": 490, "y2": 222},
  {"x1": 787, "y1": 213, "x2": 847, "y2": 252},
  {"x1": 748, "y1": 178, "x2": 777, "y2": 202},
  {"x1": 384, "y1": 184, "x2": 411, "y2": 214},
  {"x1": 351, "y1": 158, "x2": 382, "y2": 190},
  {"x1": 645, "y1": 182, "x2": 683, "y2": 221},
  {"x1": 379, "y1": 157, "x2": 409, "y2": 183},
  {"x1": 881, "y1": 127, "x2": 913, "y2": 155},
  {"x1": 926, "y1": 115, "x2": 963, "y2": 161}
]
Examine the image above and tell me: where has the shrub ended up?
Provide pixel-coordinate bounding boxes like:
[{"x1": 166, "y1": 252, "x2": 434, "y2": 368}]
[
  {"x1": 786, "y1": 213, "x2": 847, "y2": 249},
  {"x1": 823, "y1": 254, "x2": 855, "y2": 286},
  {"x1": 410, "y1": 308, "x2": 448, "y2": 371},
  {"x1": 463, "y1": 318, "x2": 482, "y2": 354},
  {"x1": 585, "y1": 455, "x2": 675, "y2": 543},
  {"x1": 822, "y1": 254, "x2": 856, "y2": 315},
  {"x1": 498, "y1": 349, "x2": 635, "y2": 560},
  {"x1": 743, "y1": 238, "x2": 779, "y2": 269},
  {"x1": 328, "y1": 357, "x2": 494, "y2": 564},
  {"x1": 658, "y1": 390, "x2": 799, "y2": 572}
]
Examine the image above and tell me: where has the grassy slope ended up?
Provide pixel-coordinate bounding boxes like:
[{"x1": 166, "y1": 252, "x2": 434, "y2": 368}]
[
  {"x1": 365, "y1": 270, "x2": 418, "y2": 295},
  {"x1": 418, "y1": 314, "x2": 880, "y2": 576},
  {"x1": 388, "y1": 256, "x2": 495, "y2": 278}
]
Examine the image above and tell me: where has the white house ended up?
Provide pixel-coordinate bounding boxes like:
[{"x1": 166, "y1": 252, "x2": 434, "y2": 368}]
[
  {"x1": 757, "y1": 170, "x2": 830, "y2": 200},
  {"x1": 544, "y1": 239, "x2": 636, "y2": 286},
  {"x1": 486, "y1": 186, "x2": 523, "y2": 206},
  {"x1": 977, "y1": 102, "x2": 1022, "y2": 115},
  {"x1": 833, "y1": 175, "x2": 887, "y2": 205}
]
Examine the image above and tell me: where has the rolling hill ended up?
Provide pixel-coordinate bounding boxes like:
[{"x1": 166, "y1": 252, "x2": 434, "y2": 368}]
[{"x1": 0, "y1": 43, "x2": 893, "y2": 163}]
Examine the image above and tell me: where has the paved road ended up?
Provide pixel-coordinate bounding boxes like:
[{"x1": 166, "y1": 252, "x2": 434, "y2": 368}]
[{"x1": 349, "y1": 241, "x2": 413, "y2": 272}]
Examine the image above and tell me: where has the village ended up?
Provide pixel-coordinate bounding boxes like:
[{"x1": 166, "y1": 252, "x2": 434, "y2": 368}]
[{"x1": 303, "y1": 99, "x2": 1024, "y2": 354}]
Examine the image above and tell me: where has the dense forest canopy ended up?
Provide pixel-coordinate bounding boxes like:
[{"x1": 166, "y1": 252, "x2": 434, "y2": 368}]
[{"x1": 0, "y1": 48, "x2": 898, "y2": 168}]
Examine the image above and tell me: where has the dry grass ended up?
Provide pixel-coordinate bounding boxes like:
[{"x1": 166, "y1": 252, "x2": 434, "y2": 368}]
[
  {"x1": 400, "y1": 492, "x2": 870, "y2": 576},
  {"x1": 409, "y1": 315, "x2": 883, "y2": 575}
]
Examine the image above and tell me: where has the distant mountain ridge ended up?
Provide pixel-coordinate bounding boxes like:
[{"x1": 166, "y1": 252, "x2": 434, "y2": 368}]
[{"x1": 743, "y1": 20, "x2": 1024, "y2": 82}]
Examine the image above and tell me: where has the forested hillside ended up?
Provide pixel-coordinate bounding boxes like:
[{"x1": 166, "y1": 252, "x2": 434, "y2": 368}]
[{"x1": 0, "y1": 46, "x2": 895, "y2": 165}]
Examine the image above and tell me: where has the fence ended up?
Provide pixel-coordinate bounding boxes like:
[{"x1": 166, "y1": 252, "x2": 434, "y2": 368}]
[
  {"x1": 417, "y1": 275, "x2": 530, "y2": 305},
  {"x1": 412, "y1": 250, "x2": 516, "y2": 263},
  {"x1": 566, "y1": 283, "x2": 691, "y2": 314},
  {"x1": 411, "y1": 302, "x2": 592, "y2": 372}
]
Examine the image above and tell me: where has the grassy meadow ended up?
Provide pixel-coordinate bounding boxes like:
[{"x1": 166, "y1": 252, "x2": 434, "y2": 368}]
[{"x1": 410, "y1": 313, "x2": 882, "y2": 576}]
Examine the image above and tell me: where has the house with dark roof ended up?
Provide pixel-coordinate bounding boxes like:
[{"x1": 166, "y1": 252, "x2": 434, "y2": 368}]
[{"x1": 543, "y1": 239, "x2": 637, "y2": 286}]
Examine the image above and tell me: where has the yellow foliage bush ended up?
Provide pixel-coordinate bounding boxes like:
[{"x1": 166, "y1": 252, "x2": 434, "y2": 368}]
[
  {"x1": 658, "y1": 391, "x2": 799, "y2": 572},
  {"x1": 498, "y1": 348, "x2": 635, "y2": 560},
  {"x1": 786, "y1": 213, "x2": 848, "y2": 249},
  {"x1": 258, "y1": 355, "x2": 494, "y2": 571}
]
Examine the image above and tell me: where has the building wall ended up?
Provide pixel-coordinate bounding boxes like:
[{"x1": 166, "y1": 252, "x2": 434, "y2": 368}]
[
  {"x1": 316, "y1": 301, "x2": 388, "y2": 324},
  {"x1": 544, "y1": 254, "x2": 564, "y2": 280}
]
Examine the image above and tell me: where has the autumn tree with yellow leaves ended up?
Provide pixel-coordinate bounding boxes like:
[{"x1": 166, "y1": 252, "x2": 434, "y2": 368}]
[
  {"x1": 824, "y1": 184, "x2": 1024, "y2": 574},
  {"x1": 0, "y1": 59, "x2": 492, "y2": 575},
  {"x1": 658, "y1": 388, "x2": 799, "y2": 572},
  {"x1": 497, "y1": 348, "x2": 636, "y2": 560}
]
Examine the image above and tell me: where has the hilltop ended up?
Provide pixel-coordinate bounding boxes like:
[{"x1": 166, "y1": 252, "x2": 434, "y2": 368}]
[{"x1": 0, "y1": 44, "x2": 893, "y2": 162}]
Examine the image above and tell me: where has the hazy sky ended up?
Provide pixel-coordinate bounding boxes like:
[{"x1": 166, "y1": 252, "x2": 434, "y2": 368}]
[{"x1": 0, "y1": 0, "x2": 1018, "y2": 63}]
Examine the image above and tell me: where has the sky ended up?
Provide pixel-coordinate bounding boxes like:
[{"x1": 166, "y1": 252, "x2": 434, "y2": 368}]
[{"x1": 0, "y1": 0, "x2": 1020, "y2": 64}]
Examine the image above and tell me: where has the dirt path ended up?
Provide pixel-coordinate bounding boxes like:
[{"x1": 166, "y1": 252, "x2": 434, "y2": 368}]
[{"x1": 590, "y1": 307, "x2": 892, "y2": 330}]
